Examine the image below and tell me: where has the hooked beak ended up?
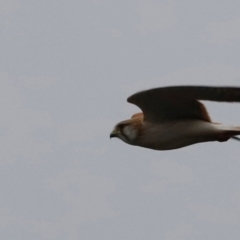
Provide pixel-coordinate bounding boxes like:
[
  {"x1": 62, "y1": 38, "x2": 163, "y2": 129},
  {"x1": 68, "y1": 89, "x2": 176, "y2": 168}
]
[{"x1": 110, "y1": 129, "x2": 119, "y2": 139}]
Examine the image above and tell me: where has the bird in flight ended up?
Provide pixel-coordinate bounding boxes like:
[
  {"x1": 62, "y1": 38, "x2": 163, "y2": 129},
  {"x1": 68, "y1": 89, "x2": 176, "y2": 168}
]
[{"x1": 110, "y1": 86, "x2": 240, "y2": 150}]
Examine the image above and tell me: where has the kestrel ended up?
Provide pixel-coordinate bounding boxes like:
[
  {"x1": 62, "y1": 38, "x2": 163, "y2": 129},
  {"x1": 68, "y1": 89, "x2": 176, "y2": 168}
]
[{"x1": 110, "y1": 86, "x2": 240, "y2": 150}]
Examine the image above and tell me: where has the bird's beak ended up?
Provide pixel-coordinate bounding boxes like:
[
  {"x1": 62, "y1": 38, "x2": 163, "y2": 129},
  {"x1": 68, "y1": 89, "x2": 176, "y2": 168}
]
[{"x1": 110, "y1": 129, "x2": 119, "y2": 139}]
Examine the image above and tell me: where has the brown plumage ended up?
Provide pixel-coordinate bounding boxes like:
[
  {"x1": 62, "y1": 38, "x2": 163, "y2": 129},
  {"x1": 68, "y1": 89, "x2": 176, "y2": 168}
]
[{"x1": 110, "y1": 86, "x2": 240, "y2": 150}]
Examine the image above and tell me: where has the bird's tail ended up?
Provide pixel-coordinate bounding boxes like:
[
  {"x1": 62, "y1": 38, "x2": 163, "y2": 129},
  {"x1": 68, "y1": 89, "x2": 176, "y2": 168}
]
[
  {"x1": 231, "y1": 136, "x2": 240, "y2": 141},
  {"x1": 214, "y1": 124, "x2": 240, "y2": 142}
]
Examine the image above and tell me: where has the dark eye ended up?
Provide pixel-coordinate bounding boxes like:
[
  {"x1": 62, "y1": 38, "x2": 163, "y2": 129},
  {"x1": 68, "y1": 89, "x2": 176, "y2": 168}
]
[{"x1": 118, "y1": 124, "x2": 126, "y2": 130}]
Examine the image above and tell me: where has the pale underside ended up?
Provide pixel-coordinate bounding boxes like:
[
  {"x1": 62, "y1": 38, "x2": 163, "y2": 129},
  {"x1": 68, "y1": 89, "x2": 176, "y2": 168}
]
[
  {"x1": 111, "y1": 86, "x2": 240, "y2": 150},
  {"x1": 133, "y1": 119, "x2": 240, "y2": 150}
]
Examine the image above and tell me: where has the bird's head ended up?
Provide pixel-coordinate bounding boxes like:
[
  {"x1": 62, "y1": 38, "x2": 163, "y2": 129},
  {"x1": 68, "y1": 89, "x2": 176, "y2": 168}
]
[{"x1": 110, "y1": 118, "x2": 141, "y2": 145}]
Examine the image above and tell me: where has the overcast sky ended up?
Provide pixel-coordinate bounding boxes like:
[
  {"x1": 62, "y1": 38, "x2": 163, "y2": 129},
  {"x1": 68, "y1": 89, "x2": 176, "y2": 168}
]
[{"x1": 1, "y1": 0, "x2": 240, "y2": 239}]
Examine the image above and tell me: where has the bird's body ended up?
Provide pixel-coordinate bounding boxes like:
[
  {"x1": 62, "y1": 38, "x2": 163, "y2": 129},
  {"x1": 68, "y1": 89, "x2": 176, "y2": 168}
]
[
  {"x1": 134, "y1": 119, "x2": 240, "y2": 150},
  {"x1": 110, "y1": 86, "x2": 240, "y2": 150}
]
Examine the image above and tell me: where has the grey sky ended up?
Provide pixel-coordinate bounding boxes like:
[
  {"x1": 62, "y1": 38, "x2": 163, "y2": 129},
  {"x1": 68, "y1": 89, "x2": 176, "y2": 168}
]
[{"x1": 1, "y1": 0, "x2": 240, "y2": 239}]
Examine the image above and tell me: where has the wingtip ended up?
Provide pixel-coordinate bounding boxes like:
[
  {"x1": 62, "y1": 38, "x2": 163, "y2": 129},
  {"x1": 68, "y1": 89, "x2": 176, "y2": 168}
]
[{"x1": 127, "y1": 94, "x2": 135, "y2": 104}]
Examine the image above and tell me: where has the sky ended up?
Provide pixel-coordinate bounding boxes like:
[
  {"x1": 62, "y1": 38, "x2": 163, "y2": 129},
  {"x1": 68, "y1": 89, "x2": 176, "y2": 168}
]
[{"x1": 1, "y1": 0, "x2": 240, "y2": 239}]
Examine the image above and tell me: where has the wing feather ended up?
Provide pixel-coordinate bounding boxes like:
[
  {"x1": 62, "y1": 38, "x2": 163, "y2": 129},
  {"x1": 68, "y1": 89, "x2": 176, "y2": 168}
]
[{"x1": 127, "y1": 86, "x2": 240, "y2": 122}]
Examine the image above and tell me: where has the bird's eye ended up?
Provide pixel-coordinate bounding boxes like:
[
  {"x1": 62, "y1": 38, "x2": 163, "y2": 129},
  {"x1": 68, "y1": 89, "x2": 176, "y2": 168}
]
[{"x1": 118, "y1": 124, "x2": 126, "y2": 130}]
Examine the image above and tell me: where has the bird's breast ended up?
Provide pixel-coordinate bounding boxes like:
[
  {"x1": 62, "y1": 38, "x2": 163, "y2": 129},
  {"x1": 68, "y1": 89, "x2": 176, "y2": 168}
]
[{"x1": 137, "y1": 120, "x2": 220, "y2": 150}]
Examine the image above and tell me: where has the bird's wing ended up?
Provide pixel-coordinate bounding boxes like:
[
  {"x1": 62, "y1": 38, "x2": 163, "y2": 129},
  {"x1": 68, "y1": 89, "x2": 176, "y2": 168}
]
[
  {"x1": 131, "y1": 112, "x2": 143, "y2": 119},
  {"x1": 127, "y1": 86, "x2": 240, "y2": 122}
]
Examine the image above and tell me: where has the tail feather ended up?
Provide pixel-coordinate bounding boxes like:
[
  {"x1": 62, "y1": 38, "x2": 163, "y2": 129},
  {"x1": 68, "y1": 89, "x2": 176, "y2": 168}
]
[
  {"x1": 231, "y1": 136, "x2": 240, "y2": 141},
  {"x1": 215, "y1": 124, "x2": 240, "y2": 142}
]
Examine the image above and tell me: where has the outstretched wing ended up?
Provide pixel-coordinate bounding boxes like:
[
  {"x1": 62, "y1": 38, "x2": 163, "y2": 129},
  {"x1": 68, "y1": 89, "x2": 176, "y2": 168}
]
[{"x1": 127, "y1": 86, "x2": 240, "y2": 122}]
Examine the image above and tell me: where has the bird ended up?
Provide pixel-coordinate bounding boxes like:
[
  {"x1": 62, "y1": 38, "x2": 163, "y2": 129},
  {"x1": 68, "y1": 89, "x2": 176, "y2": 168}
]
[{"x1": 110, "y1": 86, "x2": 240, "y2": 150}]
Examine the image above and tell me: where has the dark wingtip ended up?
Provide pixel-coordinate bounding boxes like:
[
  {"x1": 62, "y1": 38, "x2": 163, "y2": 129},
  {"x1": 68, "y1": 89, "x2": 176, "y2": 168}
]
[{"x1": 127, "y1": 95, "x2": 134, "y2": 103}]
